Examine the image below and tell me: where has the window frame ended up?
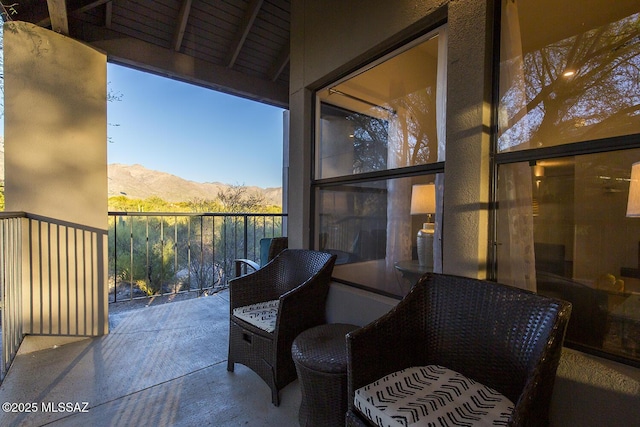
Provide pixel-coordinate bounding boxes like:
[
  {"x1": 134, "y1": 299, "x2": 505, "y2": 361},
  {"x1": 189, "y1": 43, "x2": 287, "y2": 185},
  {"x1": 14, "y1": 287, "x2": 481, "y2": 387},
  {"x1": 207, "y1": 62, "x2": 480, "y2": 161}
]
[
  {"x1": 310, "y1": 26, "x2": 448, "y2": 298},
  {"x1": 490, "y1": 0, "x2": 640, "y2": 367}
]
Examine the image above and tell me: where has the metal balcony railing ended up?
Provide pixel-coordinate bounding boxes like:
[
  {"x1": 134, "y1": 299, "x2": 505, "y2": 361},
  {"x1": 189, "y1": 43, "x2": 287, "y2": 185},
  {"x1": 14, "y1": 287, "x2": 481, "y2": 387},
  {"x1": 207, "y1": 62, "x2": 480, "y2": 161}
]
[
  {"x1": 108, "y1": 212, "x2": 287, "y2": 303},
  {"x1": 0, "y1": 211, "x2": 285, "y2": 381},
  {"x1": 0, "y1": 213, "x2": 25, "y2": 381}
]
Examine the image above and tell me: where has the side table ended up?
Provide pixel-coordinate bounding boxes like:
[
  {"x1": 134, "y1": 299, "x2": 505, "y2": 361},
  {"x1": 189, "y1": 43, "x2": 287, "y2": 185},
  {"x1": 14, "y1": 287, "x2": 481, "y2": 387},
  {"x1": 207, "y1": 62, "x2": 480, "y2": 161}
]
[
  {"x1": 291, "y1": 323, "x2": 359, "y2": 427},
  {"x1": 394, "y1": 259, "x2": 432, "y2": 285}
]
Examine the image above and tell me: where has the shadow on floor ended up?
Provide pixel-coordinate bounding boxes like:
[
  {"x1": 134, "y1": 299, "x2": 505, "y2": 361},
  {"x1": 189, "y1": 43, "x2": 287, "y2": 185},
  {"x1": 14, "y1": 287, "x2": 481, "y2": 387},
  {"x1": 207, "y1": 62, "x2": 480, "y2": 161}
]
[{"x1": 0, "y1": 290, "x2": 301, "y2": 427}]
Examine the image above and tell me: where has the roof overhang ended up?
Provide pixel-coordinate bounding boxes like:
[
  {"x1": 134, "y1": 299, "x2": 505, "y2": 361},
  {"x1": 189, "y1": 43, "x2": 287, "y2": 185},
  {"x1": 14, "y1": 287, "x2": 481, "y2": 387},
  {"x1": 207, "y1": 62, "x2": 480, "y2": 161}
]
[{"x1": 14, "y1": 0, "x2": 290, "y2": 108}]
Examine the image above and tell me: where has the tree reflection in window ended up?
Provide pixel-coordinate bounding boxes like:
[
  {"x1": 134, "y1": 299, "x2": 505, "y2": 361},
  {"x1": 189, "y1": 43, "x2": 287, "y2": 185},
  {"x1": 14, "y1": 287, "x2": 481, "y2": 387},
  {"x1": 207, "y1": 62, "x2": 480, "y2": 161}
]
[
  {"x1": 347, "y1": 111, "x2": 389, "y2": 174},
  {"x1": 387, "y1": 89, "x2": 438, "y2": 167},
  {"x1": 499, "y1": 5, "x2": 640, "y2": 151}
]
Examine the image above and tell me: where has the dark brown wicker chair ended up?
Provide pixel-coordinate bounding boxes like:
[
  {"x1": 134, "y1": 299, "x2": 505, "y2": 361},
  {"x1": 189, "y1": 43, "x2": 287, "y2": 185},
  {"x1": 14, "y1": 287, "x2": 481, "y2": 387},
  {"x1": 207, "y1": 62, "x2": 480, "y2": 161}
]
[
  {"x1": 346, "y1": 272, "x2": 572, "y2": 427},
  {"x1": 227, "y1": 249, "x2": 337, "y2": 406}
]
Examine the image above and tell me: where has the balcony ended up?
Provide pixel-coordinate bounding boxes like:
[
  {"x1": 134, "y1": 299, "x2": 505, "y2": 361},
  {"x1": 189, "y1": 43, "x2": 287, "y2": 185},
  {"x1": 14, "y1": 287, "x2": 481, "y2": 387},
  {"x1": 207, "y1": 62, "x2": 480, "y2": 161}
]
[
  {"x1": 0, "y1": 211, "x2": 297, "y2": 425},
  {"x1": 0, "y1": 289, "x2": 300, "y2": 426},
  {"x1": 0, "y1": 212, "x2": 286, "y2": 380}
]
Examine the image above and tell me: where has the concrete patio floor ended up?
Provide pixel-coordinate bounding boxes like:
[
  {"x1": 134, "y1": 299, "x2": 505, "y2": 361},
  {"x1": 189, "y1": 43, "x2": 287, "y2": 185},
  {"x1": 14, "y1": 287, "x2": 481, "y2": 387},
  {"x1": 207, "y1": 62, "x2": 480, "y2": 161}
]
[{"x1": 0, "y1": 290, "x2": 301, "y2": 426}]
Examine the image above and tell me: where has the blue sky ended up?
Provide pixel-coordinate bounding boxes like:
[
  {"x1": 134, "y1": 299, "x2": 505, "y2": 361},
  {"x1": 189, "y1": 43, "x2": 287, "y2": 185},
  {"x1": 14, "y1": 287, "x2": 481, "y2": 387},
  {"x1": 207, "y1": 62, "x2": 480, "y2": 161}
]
[{"x1": 107, "y1": 63, "x2": 285, "y2": 188}]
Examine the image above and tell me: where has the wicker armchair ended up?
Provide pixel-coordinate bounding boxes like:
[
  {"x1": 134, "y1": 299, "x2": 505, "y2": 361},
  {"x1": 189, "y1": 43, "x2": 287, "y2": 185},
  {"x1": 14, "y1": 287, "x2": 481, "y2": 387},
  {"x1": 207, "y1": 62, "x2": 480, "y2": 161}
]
[
  {"x1": 227, "y1": 249, "x2": 337, "y2": 406},
  {"x1": 346, "y1": 272, "x2": 572, "y2": 427}
]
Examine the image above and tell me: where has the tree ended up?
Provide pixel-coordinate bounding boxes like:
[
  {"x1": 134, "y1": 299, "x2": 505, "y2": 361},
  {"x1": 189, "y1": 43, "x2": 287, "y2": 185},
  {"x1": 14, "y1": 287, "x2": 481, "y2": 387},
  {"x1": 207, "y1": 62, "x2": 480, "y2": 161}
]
[
  {"x1": 187, "y1": 197, "x2": 222, "y2": 213},
  {"x1": 217, "y1": 184, "x2": 266, "y2": 212}
]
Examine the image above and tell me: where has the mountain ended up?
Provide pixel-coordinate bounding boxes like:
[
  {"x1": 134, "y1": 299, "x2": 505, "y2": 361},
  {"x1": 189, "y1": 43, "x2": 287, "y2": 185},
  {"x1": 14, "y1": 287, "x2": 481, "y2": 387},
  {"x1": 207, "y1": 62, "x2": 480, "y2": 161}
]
[{"x1": 108, "y1": 163, "x2": 282, "y2": 207}]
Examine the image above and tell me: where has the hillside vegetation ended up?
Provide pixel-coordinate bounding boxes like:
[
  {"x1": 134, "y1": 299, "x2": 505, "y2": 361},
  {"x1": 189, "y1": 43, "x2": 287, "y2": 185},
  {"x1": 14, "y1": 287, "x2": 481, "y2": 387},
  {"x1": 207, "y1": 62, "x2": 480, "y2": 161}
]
[{"x1": 108, "y1": 185, "x2": 281, "y2": 213}]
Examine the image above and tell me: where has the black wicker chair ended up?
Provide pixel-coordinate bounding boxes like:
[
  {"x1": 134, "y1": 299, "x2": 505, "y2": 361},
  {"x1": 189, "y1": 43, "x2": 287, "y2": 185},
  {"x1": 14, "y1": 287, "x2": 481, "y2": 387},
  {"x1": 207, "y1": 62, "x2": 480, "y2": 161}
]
[
  {"x1": 346, "y1": 272, "x2": 572, "y2": 427},
  {"x1": 227, "y1": 249, "x2": 337, "y2": 406}
]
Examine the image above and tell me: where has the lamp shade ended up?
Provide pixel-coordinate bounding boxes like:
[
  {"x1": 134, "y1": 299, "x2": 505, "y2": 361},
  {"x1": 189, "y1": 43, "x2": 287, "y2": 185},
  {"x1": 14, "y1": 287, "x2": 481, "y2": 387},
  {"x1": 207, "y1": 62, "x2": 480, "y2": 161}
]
[
  {"x1": 627, "y1": 162, "x2": 640, "y2": 217},
  {"x1": 410, "y1": 184, "x2": 436, "y2": 215}
]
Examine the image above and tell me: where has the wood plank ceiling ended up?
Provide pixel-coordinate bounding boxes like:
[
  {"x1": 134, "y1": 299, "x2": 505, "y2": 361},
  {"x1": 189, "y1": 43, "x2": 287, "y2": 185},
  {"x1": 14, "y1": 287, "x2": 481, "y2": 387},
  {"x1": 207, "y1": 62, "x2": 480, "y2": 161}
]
[{"x1": 14, "y1": 0, "x2": 291, "y2": 108}]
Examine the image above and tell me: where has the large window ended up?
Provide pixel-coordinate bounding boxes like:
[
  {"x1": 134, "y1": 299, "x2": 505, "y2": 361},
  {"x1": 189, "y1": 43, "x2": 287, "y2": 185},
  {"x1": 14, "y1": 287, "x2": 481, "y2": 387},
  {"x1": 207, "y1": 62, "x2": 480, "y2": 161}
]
[
  {"x1": 314, "y1": 26, "x2": 447, "y2": 297},
  {"x1": 496, "y1": 0, "x2": 640, "y2": 364}
]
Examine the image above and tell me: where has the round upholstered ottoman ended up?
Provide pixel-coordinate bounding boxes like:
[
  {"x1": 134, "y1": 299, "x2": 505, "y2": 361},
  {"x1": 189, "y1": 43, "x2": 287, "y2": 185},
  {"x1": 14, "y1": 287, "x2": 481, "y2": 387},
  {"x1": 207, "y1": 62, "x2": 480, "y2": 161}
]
[{"x1": 292, "y1": 323, "x2": 358, "y2": 427}]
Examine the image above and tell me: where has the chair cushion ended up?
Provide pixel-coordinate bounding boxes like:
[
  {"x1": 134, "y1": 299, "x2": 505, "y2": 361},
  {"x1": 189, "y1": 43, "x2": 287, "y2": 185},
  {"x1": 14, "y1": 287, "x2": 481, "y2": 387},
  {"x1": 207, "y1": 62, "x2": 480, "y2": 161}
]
[
  {"x1": 354, "y1": 365, "x2": 514, "y2": 427},
  {"x1": 232, "y1": 300, "x2": 279, "y2": 333}
]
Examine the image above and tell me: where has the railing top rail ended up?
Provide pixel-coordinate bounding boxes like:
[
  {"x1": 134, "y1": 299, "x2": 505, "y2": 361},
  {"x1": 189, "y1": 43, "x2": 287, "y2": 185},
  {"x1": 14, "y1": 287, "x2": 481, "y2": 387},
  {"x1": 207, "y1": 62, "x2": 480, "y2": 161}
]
[
  {"x1": 0, "y1": 211, "x2": 27, "y2": 219},
  {"x1": 108, "y1": 212, "x2": 287, "y2": 217},
  {"x1": 1, "y1": 211, "x2": 286, "y2": 220},
  {"x1": 24, "y1": 213, "x2": 107, "y2": 234}
]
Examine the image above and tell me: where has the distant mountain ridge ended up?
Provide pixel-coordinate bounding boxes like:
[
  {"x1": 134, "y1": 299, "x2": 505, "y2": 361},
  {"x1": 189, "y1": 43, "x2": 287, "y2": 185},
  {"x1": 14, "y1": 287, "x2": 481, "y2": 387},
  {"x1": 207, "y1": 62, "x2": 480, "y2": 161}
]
[{"x1": 108, "y1": 163, "x2": 282, "y2": 207}]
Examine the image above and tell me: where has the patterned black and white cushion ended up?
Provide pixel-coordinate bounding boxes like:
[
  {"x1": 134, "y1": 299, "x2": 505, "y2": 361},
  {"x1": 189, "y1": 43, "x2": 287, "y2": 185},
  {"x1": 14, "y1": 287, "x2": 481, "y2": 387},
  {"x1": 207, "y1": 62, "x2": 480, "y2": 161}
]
[
  {"x1": 354, "y1": 365, "x2": 514, "y2": 427},
  {"x1": 232, "y1": 300, "x2": 279, "y2": 333}
]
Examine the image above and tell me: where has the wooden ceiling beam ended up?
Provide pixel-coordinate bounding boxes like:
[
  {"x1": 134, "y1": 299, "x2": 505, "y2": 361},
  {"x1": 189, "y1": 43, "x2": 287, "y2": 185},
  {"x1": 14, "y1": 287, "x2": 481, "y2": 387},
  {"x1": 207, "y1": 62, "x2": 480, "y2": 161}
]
[
  {"x1": 105, "y1": 1, "x2": 112, "y2": 29},
  {"x1": 39, "y1": 0, "x2": 111, "y2": 28},
  {"x1": 173, "y1": 0, "x2": 193, "y2": 52},
  {"x1": 46, "y1": 0, "x2": 69, "y2": 34},
  {"x1": 72, "y1": 0, "x2": 111, "y2": 16},
  {"x1": 226, "y1": 0, "x2": 263, "y2": 68},
  {"x1": 268, "y1": 40, "x2": 289, "y2": 82}
]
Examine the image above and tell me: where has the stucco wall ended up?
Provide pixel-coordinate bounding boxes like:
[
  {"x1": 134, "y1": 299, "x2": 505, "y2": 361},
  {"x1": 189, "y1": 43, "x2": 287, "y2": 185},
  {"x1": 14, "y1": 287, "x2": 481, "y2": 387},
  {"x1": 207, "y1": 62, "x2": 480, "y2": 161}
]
[
  {"x1": 4, "y1": 22, "x2": 107, "y2": 229},
  {"x1": 290, "y1": 1, "x2": 640, "y2": 425},
  {"x1": 4, "y1": 22, "x2": 108, "y2": 336},
  {"x1": 443, "y1": 0, "x2": 493, "y2": 277}
]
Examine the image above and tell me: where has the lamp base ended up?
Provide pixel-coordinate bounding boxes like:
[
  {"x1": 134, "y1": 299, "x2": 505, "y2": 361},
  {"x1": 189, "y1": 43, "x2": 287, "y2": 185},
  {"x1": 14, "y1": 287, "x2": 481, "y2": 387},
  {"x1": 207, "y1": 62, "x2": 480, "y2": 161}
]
[{"x1": 417, "y1": 223, "x2": 434, "y2": 268}]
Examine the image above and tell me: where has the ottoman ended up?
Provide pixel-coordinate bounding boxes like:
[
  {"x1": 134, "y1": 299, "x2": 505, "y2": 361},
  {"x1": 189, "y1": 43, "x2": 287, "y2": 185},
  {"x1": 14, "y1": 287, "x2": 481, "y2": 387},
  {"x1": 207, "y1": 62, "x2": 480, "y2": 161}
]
[{"x1": 292, "y1": 323, "x2": 358, "y2": 427}]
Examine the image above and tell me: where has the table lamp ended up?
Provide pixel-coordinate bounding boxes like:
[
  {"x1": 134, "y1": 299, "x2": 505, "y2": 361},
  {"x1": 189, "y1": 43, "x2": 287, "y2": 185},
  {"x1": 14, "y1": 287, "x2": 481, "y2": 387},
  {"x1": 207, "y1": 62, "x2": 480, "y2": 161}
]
[
  {"x1": 410, "y1": 184, "x2": 436, "y2": 267},
  {"x1": 627, "y1": 162, "x2": 640, "y2": 272},
  {"x1": 627, "y1": 161, "x2": 640, "y2": 217}
]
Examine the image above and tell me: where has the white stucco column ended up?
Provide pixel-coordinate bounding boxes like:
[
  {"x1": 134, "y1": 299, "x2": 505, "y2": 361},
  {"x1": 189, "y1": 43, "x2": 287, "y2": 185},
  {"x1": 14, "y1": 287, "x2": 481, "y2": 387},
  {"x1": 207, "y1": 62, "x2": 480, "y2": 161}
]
[
  {"x1": 287, "y1": 0, "x2": 313, "y2": 249},
  {"x1": 4, "y1": 21, "x2": 108, "y2": 336},
  {"x1": 441, "y1": 0, "x2": 493, "y2": 278},
  {"x1": 286, "y1": 88, "x2": 313, "y2": 248}
]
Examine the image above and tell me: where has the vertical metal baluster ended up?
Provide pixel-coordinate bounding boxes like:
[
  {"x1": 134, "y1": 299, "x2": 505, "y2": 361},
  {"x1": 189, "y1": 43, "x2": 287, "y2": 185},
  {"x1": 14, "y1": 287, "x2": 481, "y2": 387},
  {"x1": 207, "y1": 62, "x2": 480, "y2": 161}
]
[
  {"x1": 213, "y1": 215, "x2": 218, "y2": 290},
  {"x1": 223, "y1": 216, "x2": 228, "y2": 285},
  {"x1": 145, "y1": 216, "x2": 149, "y2": 298},
  {"x1": 174, "y1": 216, "x2": 178, "y2": 294},
  {"x1": 200, "y1": 215, "x2": 204, "y2": 293},
  {"x1": 187, "y1": 217, "x2": 191, "y2": 291},
  {"x1": 160, "y1": 216, "x2": 164, "y2": 296},
  {"x1": 113, "y1": 215, "x2": 117, "y2": 303},
  {"x1": 1, "y1": 220, "x2": 6, "y2": 379},
  {"x1": 243, "y1": 214, "x2": 248, "y2": 260},
  {"x1": 129, "y1": 216, "x2": 134, "y2": 301}
]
